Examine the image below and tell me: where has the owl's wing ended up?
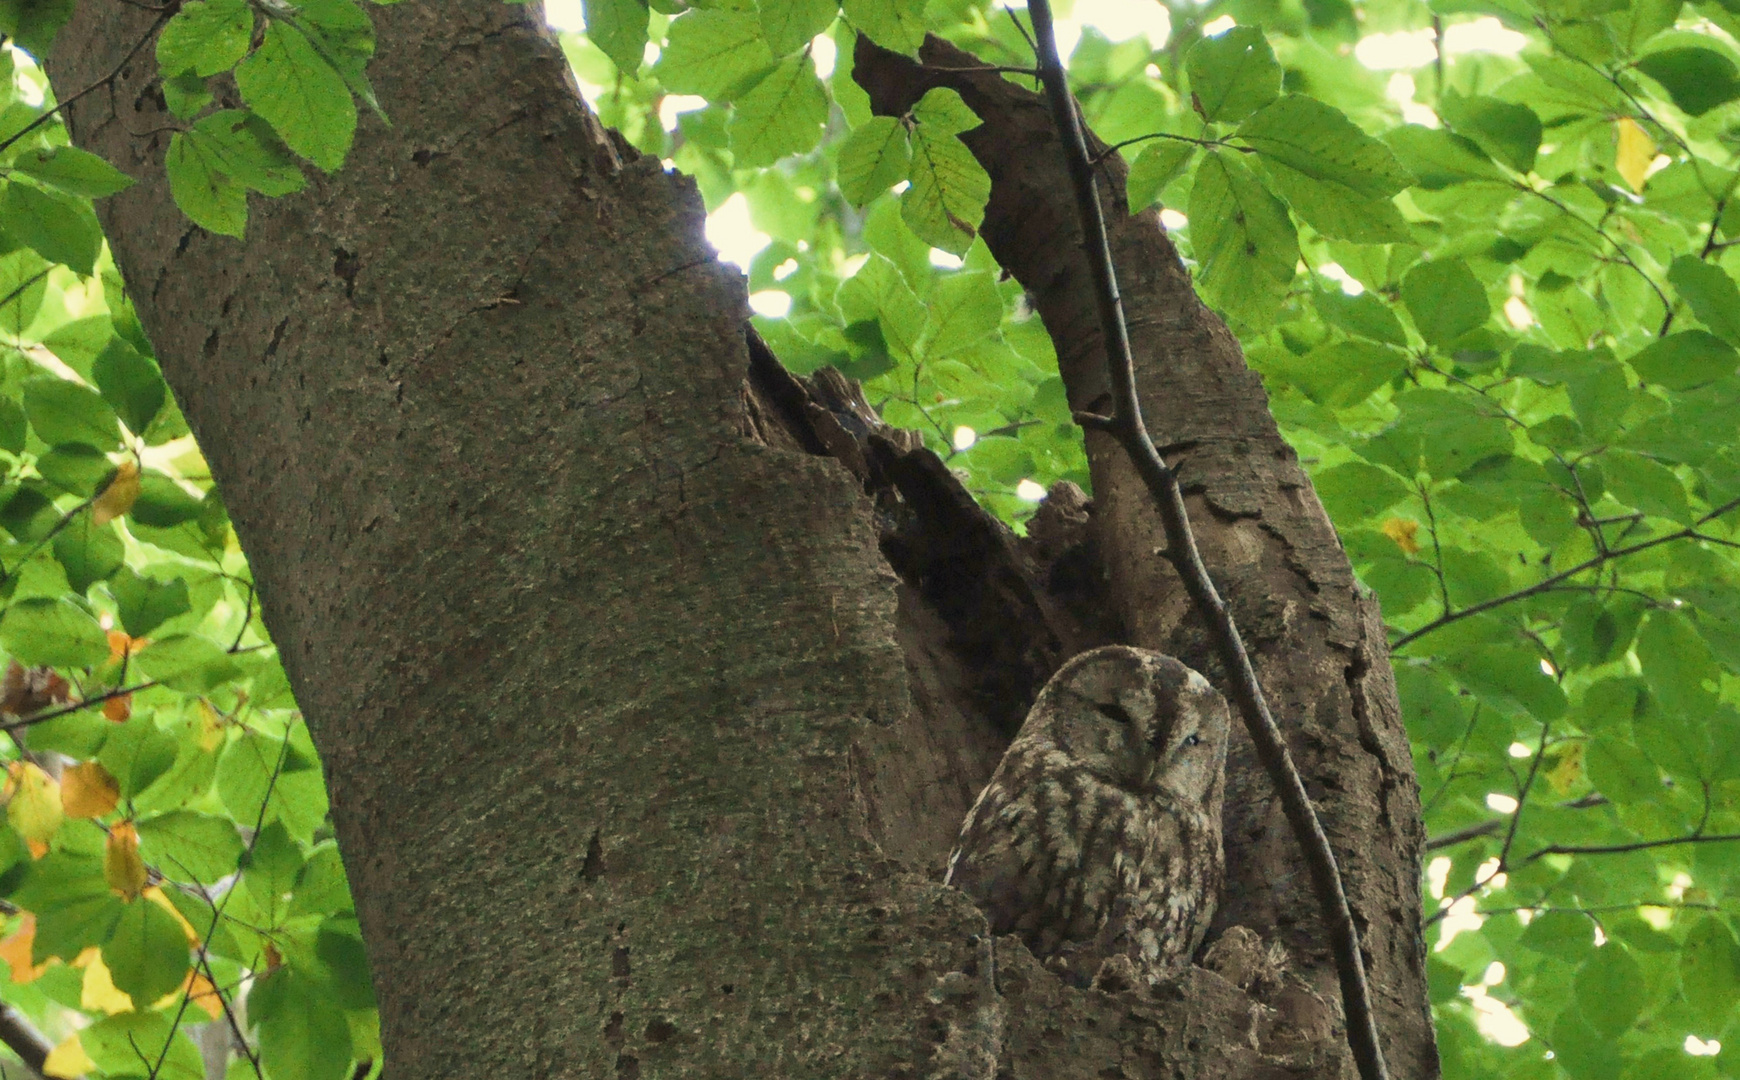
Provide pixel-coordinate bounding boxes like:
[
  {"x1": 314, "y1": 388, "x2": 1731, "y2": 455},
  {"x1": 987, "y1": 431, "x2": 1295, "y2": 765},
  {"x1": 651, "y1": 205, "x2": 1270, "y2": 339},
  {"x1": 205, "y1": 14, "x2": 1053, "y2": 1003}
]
[{"x1": 946, "y1": 798, "x2": 1057, "y2": 944}]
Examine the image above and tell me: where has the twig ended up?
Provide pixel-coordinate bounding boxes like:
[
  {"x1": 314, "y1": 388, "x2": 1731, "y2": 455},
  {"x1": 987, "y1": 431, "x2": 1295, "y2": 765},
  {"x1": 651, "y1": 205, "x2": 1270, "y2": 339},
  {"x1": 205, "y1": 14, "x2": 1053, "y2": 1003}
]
[
  {"x1": 1392, "y1": 494, "x2": 1740, "y2": 649},
  {"x1": 146, "y1": 732, "x2": 293, "y2": 1080},
  {"x1": 0, "y1": 15, "x2": 170, "y2": 157},
  {"x1": 1023, "y1": 4, "x2": 1389, "y2": 1078}
]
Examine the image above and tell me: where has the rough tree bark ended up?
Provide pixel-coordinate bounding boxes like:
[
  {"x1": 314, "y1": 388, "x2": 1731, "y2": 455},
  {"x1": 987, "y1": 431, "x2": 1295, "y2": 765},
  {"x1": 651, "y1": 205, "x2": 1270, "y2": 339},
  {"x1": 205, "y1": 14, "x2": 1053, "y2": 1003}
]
[{"x1": 53, "y1": 4, "x2": 1435, "y2": 1077}]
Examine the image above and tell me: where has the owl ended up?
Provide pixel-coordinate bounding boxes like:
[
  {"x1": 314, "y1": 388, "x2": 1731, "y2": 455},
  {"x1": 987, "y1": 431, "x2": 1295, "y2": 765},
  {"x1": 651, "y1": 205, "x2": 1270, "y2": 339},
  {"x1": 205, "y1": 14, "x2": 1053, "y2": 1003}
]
[{"x1": 944, "y1": 646, "x2": 1231, "y2": 989}]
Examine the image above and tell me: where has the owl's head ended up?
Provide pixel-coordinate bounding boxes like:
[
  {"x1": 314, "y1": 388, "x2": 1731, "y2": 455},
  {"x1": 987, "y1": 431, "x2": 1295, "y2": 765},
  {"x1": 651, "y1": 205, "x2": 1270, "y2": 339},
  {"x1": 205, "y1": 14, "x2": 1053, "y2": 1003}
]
[{"x1": 1025, "y1": 646, "x2": 1231, "y2": 805}]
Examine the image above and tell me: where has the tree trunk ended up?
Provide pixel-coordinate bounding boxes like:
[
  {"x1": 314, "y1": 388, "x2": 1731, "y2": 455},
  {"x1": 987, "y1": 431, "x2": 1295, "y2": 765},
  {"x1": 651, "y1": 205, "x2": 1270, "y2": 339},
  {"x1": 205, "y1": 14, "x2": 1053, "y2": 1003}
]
[{"x1": 52, "y1": 5, "x2": 1435, "y2": 1077}]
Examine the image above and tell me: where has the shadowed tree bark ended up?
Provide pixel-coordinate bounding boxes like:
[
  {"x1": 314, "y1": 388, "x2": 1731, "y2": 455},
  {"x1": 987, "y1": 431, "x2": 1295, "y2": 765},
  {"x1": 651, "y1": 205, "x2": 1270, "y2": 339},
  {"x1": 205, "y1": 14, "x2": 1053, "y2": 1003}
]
[{"x1": 53, "y1": 4, "x2": 1435, "y2": 1077}]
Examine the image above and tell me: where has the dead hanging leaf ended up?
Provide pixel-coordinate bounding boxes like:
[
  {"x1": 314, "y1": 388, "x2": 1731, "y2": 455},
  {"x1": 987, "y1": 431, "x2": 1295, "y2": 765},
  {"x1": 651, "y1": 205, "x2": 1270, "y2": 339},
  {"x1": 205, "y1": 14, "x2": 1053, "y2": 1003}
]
[
  {"x1": 0, "y1": 913, "x2": 48, "y2": 984},
  {"x1": 6, "y1": 762, "x2": 62, "y2": 851},
  {"x1": 105, "y1": 629, "x2": 145, "y2": 664},
  {"x1": 1380, "y1": 517, "x2": 1422, "y2": 556},
  {"x1": 104, "y1": 821, "x2": 147, "y2": 901},
  {"x1": 91, "y1": 460, "x2": 140, "y2": 527},
  {"x1": 0, "y1": 660, "x2": 70, "y2": 718},
  {"x1": 102, "y1": 694, "x2": 131, "y2": 723},
  {"x1": 187, "y1": 970, "x2": 225, "y2": 1020},
  {"x1": 61, "y1": 762, "x2": 120, "y2": 818},
  {"x1": 1545, "y1": 740, "x2": 1586, "y2": 795},
  {"x1": 1615, "y1": 118, "x2": 1655, "y2": 193},
  {"x1": 160, "y1": 969, "x2": 224, "y2": 1020}
]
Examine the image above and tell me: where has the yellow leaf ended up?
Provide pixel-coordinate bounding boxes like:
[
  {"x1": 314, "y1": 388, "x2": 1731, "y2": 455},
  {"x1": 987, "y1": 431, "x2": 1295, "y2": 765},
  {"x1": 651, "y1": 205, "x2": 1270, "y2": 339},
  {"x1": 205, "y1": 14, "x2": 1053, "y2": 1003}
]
[
  {"x1": 197, "y1": 699, "x2": 226, "y2": 751},
  {"x1": 91, "y1": 460, "x2": 140, "y2": 527},
  {"x1": 76, "y1": 947, "x2": 133, "y2": 1014},
  {"x1": 102, "y1": 693, "x2": 132, "y2": 723},
  {"x1": 104, "y1": 821, "x2": 147, "y2": 901},
  {"x1": 1615, "y1": 118, "x2": 1655, "y2": 193},
  {"x1": 1546, "y1": 740, "x2": 1586, "y2": 795},
  {"x1": 0, "y1": 914, "x2": 48, "y2": 984},
  {"x1": 44, "y1": 1032, "x2": 93, "y2": 1079},
  {"x1": 1380, "y1": 517, "x2": 1422, "y2": 556},
  {"x1": 6, "y1": 762, "x2": 62, "y2": 848},
  {"x1": 61, "y1": 761, "x2": 120, "y2": 819}
]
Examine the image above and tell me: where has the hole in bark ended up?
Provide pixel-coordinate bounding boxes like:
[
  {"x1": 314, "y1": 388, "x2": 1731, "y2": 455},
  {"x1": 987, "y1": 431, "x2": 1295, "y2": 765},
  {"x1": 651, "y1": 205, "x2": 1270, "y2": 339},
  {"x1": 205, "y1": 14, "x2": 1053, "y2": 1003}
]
[
  {"x1": 742, "y1": 330, "x2": 1128, "y2": 874},
  {"x1": 644, "y1": 1018, "x2": 676, "y2": 1043}
]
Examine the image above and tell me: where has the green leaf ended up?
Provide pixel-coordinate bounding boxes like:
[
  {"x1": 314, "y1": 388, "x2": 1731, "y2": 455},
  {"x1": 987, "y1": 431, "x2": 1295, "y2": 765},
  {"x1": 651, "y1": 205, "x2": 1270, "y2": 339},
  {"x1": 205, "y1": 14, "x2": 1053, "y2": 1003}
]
[
  {"x1": 1315, "y1": 288, "x2": 1407, "y2": 346},
  {"x1": 317, "y1": 917, "x2": 376, "y2": 1008},
  {"x1": 1626, "y1": 330, "x2": 1738, "y2": 390},
  {"x1": 92, "y1": 337, "x2": 168, "y2": 435},
  {"x1": 923, "y1": 271, "x2": 1003, "y2": 357},
  {"x1": 1401, "y1": 259, "x2": 1489, "y2": 346},
  {"x1": 1667, "y1": 257, "x2": 1740, "y2": 347},
  {"x1": 217, "y1": 730, "x2": 292, "y2": 825},
  {"x1": 137, "y1": 811, "x2": 246, "y2": 883},
  {"x1": 11, "y1": 853, "x2": 121, "y2": 962},
  {"x1": 1284, "y1": 340, "x2": 1409, "y2": 407},
  {"x1": 0, "y1": 0, "x2": 72, "y2": 56},
  {"x1": 1575, "y1": 944, "x2": 1644, "y2": 1034},
  {"x1": 1681, "y1": 916, "x2": 1740, "y2": 1028},
  {"x1": 131, "y1": 473, "x2": 205, "y2": 527},
  {"x1": 0, "y1": 251, "x2": 47, "y2": 344},
  {"x1": 1437, "y1": 92, "x2": 1541, "y2": 173},
  {"x1": 1635, "y1": 46, "x2": 1740, "y2": 116},
  {"x1": 9, "y1": 147, "x2": 134, "y2": 199},
  {"x1": 911, "y1": 87, "x2": 982, "y2": 137},
  {"x1": 1443, "y1": 646, "x2": 1566, "y2": 719},
  {"x1": 759, "y1": 0, "x2": 835, "y2": 56},
  {"x1": 291, "y1": 843, "x2": 355, "y2": 917},
  {"x1": 1314, "y1": 462, "x2": 1412, "y2": 521},
  {"x1": 167, "y1": 111, "x2": 306, "y2": 238},
  {"x1": 82, "y1": 1010, "x2": 204, "y2": 1080},
  {"x1": 1186, "y1": 26, "x2": 1281, "y2": 124},
  {"x1": 1189, "y1": 148, "x2": 1297, "y2": 327},
  {"x1": 235, "y1": 21, "x2": 358, "y2": 172},
  {"x1": 109, "y1": 566, "x2": 192, "y2": 638},
  {"x1": 583, "y1": 0, "x2": 651, "y2": 75},
  {"x1": 903, "y1": 115, "x2": 990, "y2": 255},
  {"x1": 22, "y1": 377, "x2": 120, "y2": 449},
  {"x1": 53, "y1": 516, "x2": 123, "y2": 593},
  {"x1": 0, "y1": 597, "x2": 108, "y2": 668},
  {"x1": 1383, "y1": 125, "x2": 1504, "y2": 189},
  {"x1": 167, "y1": 130, "x2": 246, "y2": 238},
  {"x1": 1126, "y1": 140, "x2": 1195, "y2": 213},
  {"x1": 157, "y1": 0, "x2": 253, "y2": 77},
  {"x1": 1584, "y1": 735, "x2": 1661, "y2": 804},
  {"x1": 842, "y1": 0, "x2": 924, "y2": 54},
  {"x1": 252, "y1": 967, "x2": 356, "y2": 1080},
  {"x1": 729, "y1": 55, "x2": 829, "y2": 168},
  {"x1": 836, "y1": 116, "x2": 910, "y2": 207},
  {"x1": 103, "y1": 899, "x2": 192, "y2": 1006},
  {"x1": 135, "y1": 633, "x2": 244, "y2": 694},
  {"x1": 1552, "y1": 1003, "x2": 1623, "y2": 1080},
  {"x1": 1237, "y1": 95, "x2": 1413, "y2": 243},
  {"x1": 1601, "y1": 450, "x2": 1691, "y2": 523},
  {"x1": 100, "y1": 718, "x2": 182, "y2": 799},
  {"x1": 35, "y1": 443, "x2": 114, "y2": 496},
  {"x1": 654, "y1": 11, "x2": 774, "y2": 101},
  {"x1": 0, "y1": 181, "x2": 101, "y2": 276},
  {"x1": 1635, "y1": 610, "x2": 1716, "y2": 713}
]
